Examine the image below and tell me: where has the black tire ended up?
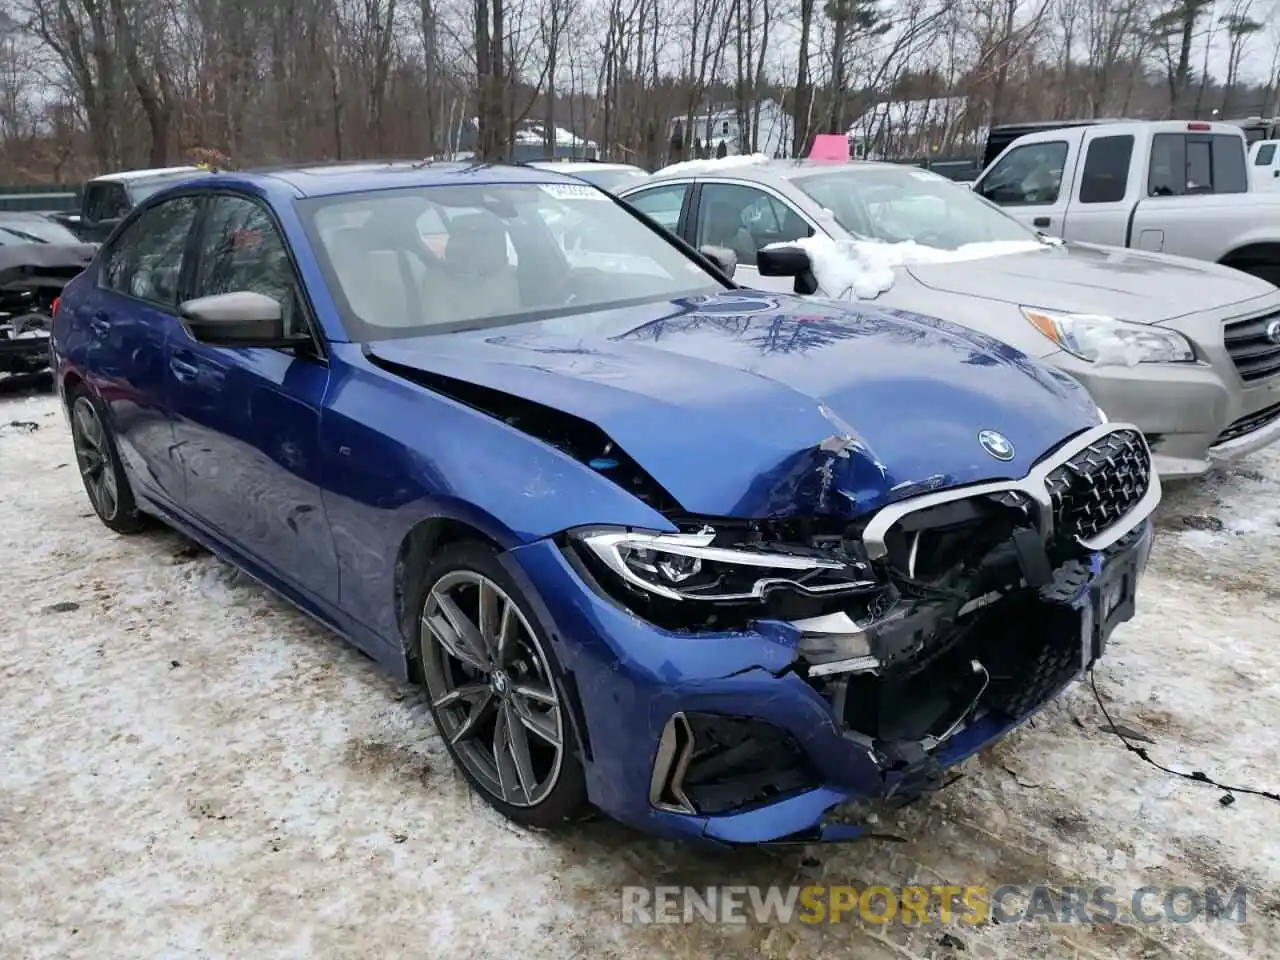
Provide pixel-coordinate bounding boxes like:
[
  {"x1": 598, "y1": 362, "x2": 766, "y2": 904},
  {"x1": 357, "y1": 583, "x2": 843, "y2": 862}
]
[
  {"x1": 413, "y1": 539, "x2": 589, "y2": 828},
  {"x1": 1231, "y1": 261, "x2": 1280, "y2": 289},
  {"x1": 67, "y1": 385, "x2": 148, "y2": 535}
]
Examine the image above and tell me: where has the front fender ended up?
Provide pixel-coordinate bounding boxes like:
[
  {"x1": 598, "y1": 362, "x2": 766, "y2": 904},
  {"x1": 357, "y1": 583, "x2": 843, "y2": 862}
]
[{"x1": 320, "y1": 348, "x2": 678, "y2": 646}]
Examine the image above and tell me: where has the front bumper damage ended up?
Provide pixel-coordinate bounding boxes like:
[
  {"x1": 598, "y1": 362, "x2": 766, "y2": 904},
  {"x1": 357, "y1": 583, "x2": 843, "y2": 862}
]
[
  {"x1": 506, "y1": 424, "x2": 1159, "y2": 845},
  {"x1": 0, "y1": 313, "x2": 51, "y2": 376}
]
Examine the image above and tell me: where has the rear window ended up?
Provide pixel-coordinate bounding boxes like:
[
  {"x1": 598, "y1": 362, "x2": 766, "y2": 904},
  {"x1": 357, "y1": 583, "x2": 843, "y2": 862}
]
[
  {"x1": 1255, "y1": 143, "x2": 1277, "y2": 166},
  {"x1": 1148, "y1": 133, "x2": 1248, "y2": 196}
]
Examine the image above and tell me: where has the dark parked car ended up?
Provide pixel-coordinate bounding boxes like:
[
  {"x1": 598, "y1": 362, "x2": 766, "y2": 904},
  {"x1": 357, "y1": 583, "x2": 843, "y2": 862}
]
[
  {"x1": 75, "y1": 166, "x2": 216, "y2": 242},
  {"x1": 50, "y1": 162, "x2": 1158, "y2": 845},
  {"x1": 0, "y1": 218, "x2": 97, "y2": 376}
]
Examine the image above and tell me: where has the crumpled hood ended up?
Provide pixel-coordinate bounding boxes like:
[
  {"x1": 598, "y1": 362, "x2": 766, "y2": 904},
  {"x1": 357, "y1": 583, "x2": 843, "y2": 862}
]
[
  {"x1": 368, "y1": 291, "x2": 1100, "y2": 520},
  {"x1": 906, "y1": 242, "x2": 1274, "y2": 323}
]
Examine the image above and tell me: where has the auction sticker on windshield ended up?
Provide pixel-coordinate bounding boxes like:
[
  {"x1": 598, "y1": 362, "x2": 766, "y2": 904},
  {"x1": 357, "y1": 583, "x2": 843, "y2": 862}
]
[{"x1": 540, "y1": 183, "x2": 607, "y2": 201}]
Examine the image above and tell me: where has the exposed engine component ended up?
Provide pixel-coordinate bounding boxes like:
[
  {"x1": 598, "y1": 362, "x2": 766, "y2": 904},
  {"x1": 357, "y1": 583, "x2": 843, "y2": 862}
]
[
  {"x1": 635, "y1": 426, "x2": 1156, "y2": 815},
  {"x1": 0, "y1": 242, "x2": 94, "y2": 375}
]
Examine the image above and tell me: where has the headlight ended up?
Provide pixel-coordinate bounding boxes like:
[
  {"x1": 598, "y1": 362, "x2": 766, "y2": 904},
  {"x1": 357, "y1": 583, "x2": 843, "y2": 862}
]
[
  {"x1": 1022, "y1": 308, "x2": 1194, "y2": 365},
  {"x1": 574, "y1": 527, "x2": 878, "y2": 602}
]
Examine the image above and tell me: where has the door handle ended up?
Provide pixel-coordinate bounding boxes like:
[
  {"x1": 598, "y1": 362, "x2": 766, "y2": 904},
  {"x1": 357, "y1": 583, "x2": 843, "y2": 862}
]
[
  {"x1": 1033, "y1": 216, "x2": 1051, "y2": 228},
  {"x1": 89, "y1": 311, "x2": 110, "y2": 336},
  {"x1": 169, "y1": 356, "x2": 199, "y2": 382}
]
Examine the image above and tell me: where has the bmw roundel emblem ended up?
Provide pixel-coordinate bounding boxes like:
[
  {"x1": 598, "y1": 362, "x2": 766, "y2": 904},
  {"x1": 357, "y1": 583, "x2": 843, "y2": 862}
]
[
  {"x1": 978, "y1": 429, "x2": 1015, "y2": 461},
  {"x1": 1266, "y1": 318, "x2": 1280, "y2": 345}
]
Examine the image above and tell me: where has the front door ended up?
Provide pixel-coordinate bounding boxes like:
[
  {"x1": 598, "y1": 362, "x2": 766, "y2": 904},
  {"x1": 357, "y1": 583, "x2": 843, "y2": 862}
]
[
  {"x1": 973, "y1": 138, "x2": 1071, "y2": 237},
  {"x1": 690, "y1": 182, "x2": 814, "y2": 292},
  {"x1": 167, "y1": 191, "x2": 339, "y2": 601}
]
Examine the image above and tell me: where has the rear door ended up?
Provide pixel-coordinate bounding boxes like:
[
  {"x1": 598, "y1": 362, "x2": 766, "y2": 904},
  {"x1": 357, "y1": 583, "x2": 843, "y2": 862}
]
[
  {"x1": 1060, "y1": 130, "x2": 1139, "y2": 246},
  {"x1": 619, "y1": 181, "x2": 692, "y2": 237},
  {"x1": 75, "y1": 194, "x2": 201, "y2": 507}
]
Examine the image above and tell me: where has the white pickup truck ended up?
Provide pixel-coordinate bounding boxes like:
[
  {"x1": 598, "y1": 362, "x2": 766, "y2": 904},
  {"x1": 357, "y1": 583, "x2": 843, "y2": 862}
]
[
  {"x1": 1250, "y1": 140, "x2": 1280, "y2": 192},
  {"x1": 973, "y1": 119, "x2": 1280, "y2": 286}
]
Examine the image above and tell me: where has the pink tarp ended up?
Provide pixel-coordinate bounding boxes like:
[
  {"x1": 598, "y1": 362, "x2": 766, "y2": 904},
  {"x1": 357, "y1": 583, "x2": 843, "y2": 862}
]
[{"x1": 808, "y1": 134, "x2": 850, "y2": 162}]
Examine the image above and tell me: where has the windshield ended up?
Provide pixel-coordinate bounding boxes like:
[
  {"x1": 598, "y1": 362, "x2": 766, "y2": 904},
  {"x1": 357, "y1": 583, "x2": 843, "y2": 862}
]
[
  {"x1": 301, "y1": 182, "x2": 724, "y2": 340},
  {"x1": 0, "y1": 218, "x2": 82, "y2": 244},
  {"x1": 574, "y1": 169, "x2": 649, "y2": 192},
  {"x1": 793, "y1": 167, "x2": 1035, "y2": 249}
]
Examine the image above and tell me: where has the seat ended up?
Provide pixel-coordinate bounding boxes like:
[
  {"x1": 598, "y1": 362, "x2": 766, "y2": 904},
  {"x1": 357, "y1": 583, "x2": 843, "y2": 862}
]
[
  {"x1": 702, "y1": 200, "x2": 756, "y2": 265},
  {"x1": 324, "y1": 227, "x2": 416, "y2": 327},
  {"x1": 443, "y1": 213, "x2": 521, "y2": 319}
]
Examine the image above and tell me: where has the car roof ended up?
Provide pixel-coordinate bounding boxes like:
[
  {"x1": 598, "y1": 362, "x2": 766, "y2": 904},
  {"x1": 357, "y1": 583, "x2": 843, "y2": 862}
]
[
  {"x1": 213, "y1": 161, "x2": 590, "y2": 199},
  {"x1": 92, "y1": 165, "x2": 207, "y2": 183},
  {"x1": 526, "y1": 161, "x2": 644, "y2": 173},
  {"x1": 636, "y1": 159, "x2": 909, "y2": 188}
]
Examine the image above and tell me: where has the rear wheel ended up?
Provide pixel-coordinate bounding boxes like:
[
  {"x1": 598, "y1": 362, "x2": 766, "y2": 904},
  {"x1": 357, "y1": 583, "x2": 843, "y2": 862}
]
[
  {"x1": 415, "y1": 540, "x2": 589, "y2": 828},
  {"x1": 69, "y1": 387, "x2": 148, "y2": 534}
]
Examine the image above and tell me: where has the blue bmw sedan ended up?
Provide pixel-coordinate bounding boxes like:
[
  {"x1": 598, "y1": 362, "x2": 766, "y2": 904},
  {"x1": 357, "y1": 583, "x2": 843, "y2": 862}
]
[{"x1": 50, "y1": 162, "x2": 1158, "y2": 845}]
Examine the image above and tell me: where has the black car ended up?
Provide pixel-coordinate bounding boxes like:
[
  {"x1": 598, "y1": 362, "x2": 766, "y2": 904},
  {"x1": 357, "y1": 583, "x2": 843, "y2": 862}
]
[{"x1": 0, "y1": 221, "x2": 97, "y2": 376}]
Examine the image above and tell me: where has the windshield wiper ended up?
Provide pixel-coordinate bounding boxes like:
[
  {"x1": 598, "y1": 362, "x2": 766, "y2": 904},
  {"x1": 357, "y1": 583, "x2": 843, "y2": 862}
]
[{"x1": 0, "y1": 227, "x2": 48, "y2": 244}]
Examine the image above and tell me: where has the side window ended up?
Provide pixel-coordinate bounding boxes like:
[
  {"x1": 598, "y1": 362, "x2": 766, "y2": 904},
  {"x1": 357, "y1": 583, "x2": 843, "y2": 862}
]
[
  {"x1": 83, "y1": 184, "x2": 106, "y2": 222},
  {"x1": 1149, "y1": 133, "x2": 1248, "y2": 196},
  {"x1": 1079, "y1": 135, "x2": 1133, "y2": 203},
  {"x1": 100, "y1": 195, "x2": 200, "y2": 307},
  {"x1": 1256, "y1": 144, "x2": 1278, "y2": 166},
  {"x1": 84, "y1": 183, "x2": 129, "y2": 222},
  {"x1": 978, "y1": 141, "x2": 1069, "y2": 205},
  {"x1": 1210, "y1": 135, "x2": 1247, "y2": 193},
  {"x1": 625, "y1": 184, "x2": 689, "y2": 231},
  {"x1": 694, "y1": 183, "x2": 812, "y2": 267},
  {"x1": 1185, "y1": 139, "x2": 1212, "y2": 193},
  {"x1": 1148, "y1": 134, "x2": 1185, "y2": 196},
  {"x1": 194, "y1": 195, "x2": 306, "y2": 336}
]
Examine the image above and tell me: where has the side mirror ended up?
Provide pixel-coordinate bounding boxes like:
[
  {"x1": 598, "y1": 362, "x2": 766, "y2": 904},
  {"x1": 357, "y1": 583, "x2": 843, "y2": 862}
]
[
  {"x1": 699, "y1": 244, "x2": 737, "y2": 278},
  {"x1": 757, "y1": 245, "x2": 819, "y2": 295},
  {"x1": 180, "y1": 291, "x2": 299, "y2": 346}
]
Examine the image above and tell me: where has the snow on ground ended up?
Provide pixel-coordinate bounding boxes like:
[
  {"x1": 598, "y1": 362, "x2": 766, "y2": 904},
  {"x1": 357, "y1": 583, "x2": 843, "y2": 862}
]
[{"x1": 2, "y1": 382, "x2": 1279, "y2": 960}]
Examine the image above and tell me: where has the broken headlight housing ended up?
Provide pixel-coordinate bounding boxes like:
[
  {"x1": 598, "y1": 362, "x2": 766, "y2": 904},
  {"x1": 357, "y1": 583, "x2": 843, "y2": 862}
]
[{"x1": 573, "y1": 527, "x2": 879, "y2": 603}]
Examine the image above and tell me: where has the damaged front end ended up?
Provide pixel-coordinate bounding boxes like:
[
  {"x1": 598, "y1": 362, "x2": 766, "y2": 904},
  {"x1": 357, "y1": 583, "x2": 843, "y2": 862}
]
[
  {"x1": 0, "y1": 242, "x2": 94, "y2": 376},
  {"x1": 563, "y1": 423, "x2": 1158, "y2": 838}
]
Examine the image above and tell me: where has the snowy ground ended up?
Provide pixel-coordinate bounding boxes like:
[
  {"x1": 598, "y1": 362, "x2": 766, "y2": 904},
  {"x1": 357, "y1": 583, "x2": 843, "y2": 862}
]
[{"x1": 2, "y1": 381, "x2": 1279, "y2": 960}]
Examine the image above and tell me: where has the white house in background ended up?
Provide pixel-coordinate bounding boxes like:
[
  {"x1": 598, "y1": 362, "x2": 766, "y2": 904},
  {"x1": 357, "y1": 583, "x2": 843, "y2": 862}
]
[
  {"x1": 668, "y1": 100, "x2": 795, "y2": 159},
  {"x1": 847, "y1": 96, "x2": 979, "y2": 160}
]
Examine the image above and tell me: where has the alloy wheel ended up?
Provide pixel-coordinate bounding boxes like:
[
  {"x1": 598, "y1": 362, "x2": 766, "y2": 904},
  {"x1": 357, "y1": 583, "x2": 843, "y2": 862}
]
[
  {"x1": 420, "y1": 570, "x2": 565, "y2": 807},
  {"x1": 71, "y1": 397, "x2": 119, "y2": 522}
]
